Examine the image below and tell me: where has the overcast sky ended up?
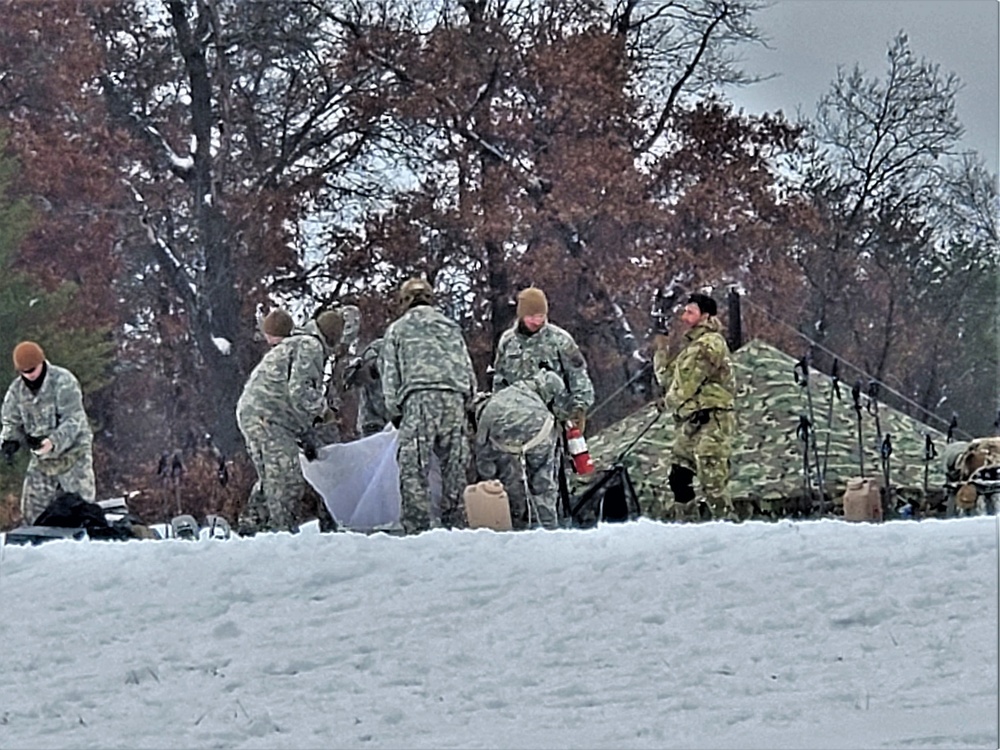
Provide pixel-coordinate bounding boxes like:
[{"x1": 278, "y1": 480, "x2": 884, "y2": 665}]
[{"x1": 725, "y1": 0, "x2": 999, "y2": 170}]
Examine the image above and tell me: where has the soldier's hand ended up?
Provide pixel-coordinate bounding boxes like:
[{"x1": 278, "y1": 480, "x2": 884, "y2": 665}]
[
  {"x1": 1, "y1": 440, "x2": 19, "y2": 464},
  {"x1": 32, "y1": 438, "x2": 54, "y2": 456},
  {"x1": 569, "y1": 409, "x2": 587, "y2": 434},
  {"x1": 298, "y1": 432, "x2": 319, "y2": 462}
]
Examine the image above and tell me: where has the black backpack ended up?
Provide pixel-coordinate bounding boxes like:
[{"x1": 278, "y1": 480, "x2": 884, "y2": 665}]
[{"x1": 34, "y1": 492, "x2": 133, "y2": 540}]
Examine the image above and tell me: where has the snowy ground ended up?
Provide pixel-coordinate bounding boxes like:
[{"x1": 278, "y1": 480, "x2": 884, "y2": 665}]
[{"x1": 0, "y1": 516, "x2": 996, "y2": 750}]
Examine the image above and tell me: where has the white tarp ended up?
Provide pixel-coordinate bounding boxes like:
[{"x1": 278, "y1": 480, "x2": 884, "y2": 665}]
[{"x1": 300, "y1": 427, "x2": 402, "y2": 531}]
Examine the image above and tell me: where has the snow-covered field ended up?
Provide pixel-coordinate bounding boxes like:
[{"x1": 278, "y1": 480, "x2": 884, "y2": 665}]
[{"x1": 0, "y1": 516, "x2": 996, "y2": 749}]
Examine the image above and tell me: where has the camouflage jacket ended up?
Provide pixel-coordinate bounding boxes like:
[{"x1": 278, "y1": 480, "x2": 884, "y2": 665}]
[
  {"x1": 237, "y1": 321, "x2": 332, "y2": 437},
  {"x1": 491, "y1": 322, "x2": 594, "y2": 416},
  {"x1": 475, "y1": 371, "x2": 568, "y2": 455},
  {"x1": 354, "y1": 337, "x2": 390, "y2": 434},
  {"x1": 0, "y1": 363, "x2": 93, "y2": 472},
  {"x1": 657, "y1": 317, "x2": 735, "y2": 420},
  {"x1": 379, "y1": 304, "x2": 476, "y2": 422}
]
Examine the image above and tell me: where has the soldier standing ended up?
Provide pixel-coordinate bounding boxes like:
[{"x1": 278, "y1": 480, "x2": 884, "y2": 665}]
[
  {"x1": 492, "y1": 287, "x2": 594, "y2": 522},
  {"x1": 0, "y1": 341, "x2": 96, "y2": 525},
  {"x1": 347, "y1": 337, "x2": 390, "y2": 437},
  {"x1": 474, "y1": 370, "x2": 571, "y2": 529},
  {"x1": 236, "y1": 309, "x2": 345, "y2": 534},
  {"x1": 654, "y1": 293, "x2": 737, "y2": 521},
  {"x1": 379, "y1": 278, "x2": 476, "y2": 533},
  {"x1": 492, "y1": 287, "x2": 594, "y2": 430}
]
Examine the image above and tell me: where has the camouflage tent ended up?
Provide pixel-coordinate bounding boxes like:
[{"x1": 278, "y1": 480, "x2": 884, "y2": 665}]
[{"x1": 582, "y1": 339, "x2": 949, "y2": 520}]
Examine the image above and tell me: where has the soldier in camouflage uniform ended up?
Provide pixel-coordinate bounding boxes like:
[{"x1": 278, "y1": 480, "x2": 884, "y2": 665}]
[
  {"x1": 475, "y1": 370, "x2": 572, "y2": 529},
  {"x1": 346, "y1": 337, "x2": 390, "y2": 437},
  {"x1": 492, "y1": 287, "x2": 594, "y2": 428},
  {"x1": 492, "y1": 287, "x2": 594, "y2": 523},
  {"x1": 654, "y1": 293, "x2": 737, "y2": 521},
  {"x1": 379, "y1": 278, "x2": 476, "y2": 534},
  {"x1": 236, "y1": 310, "x2": 345, "y2": 535},
  {"x1": 0, "y1": 341, "x2": 96, "y2": 525}
]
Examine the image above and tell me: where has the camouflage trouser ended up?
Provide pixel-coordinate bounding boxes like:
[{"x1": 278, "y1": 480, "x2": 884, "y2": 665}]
[
  {"x1": 672, "y1": 409, "x2": 735, "y2": 520},
  {"x1": 397, "y1": 390, "x2": 470, "y2": 534},
  {"x1": 478, "y1": 437, "x2": 559, "y2": 530},
  {"x1": 21, "y1": 452, "x2": 96, "y2": 526},
  {"x1": 238, "y1": 417, "x2": 302, "y2": 533}
]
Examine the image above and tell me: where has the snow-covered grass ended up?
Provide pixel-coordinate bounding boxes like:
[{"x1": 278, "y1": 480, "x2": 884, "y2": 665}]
[{"x1": 0, "y1": 516, "x2": 996, "y2": 749}]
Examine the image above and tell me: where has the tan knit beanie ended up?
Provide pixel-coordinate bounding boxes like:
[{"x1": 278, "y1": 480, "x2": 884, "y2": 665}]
[
  {"x1": 516, "y1": 287, "x2": 548, "y2": 319},
  {"x1": 261, "y1": 309, "x2": 293, "y2": 338},
  {"x1": 12, "y1": 341, "x2": 45, "y2": 372}
]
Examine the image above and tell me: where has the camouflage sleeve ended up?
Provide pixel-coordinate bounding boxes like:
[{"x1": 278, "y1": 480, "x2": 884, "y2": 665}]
[
  {"x1": 474, "y1": 420, "x2": 498, "y2": 479},
  {"x1": 287, "y1": 338, "x2": 328, "y2": 426},
  {"x1": 0, "y1": 382, "x2": 23, "y2": 442},
  {"x1": 491, "y1": 332, "x2": 513, "y2": 391},
  {"x1": 653, "y1": 349, "x2": 674, "y2": 388},
  {"x1": 558, "y1": 341, "x2": 594, "y2": 413},
  {"x1": 378, "y1": 329, "x2": 402, "y2": 422},
  {"x1": 47, "y1": 374, "x2": 90, "y2": 456}
]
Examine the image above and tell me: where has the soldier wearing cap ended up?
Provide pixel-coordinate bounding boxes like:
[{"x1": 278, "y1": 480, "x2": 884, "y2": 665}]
[
  {"x1": 236, "y1": 309, "x2": 346, "y2": 534},
  {"x1": 379, "y1": 278, "x2": 476, "y2": 533},
  {"x1": 0, "y1": 341, "x2": 96, "y2": 525},
  {"x1": 261, "y1": 308, "x2": 294, "y2": 345},
  {"x1": 654, "y1": 292, "x2": 737, "y2": 521},
  {"x1": 492, "y1": 287, "x2": 594, "y2": 433}
]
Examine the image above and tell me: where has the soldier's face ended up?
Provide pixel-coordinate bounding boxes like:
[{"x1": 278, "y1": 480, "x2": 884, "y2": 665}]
[
  {"x1": 522, "y1": 314, "x2": 546, "y2": 332},
  {"x1": 19, "y1": 362, "x2": 43, "y2": 381},
  {"x1": 680, "y1": 303, "x2": 705, "y2": 328}
]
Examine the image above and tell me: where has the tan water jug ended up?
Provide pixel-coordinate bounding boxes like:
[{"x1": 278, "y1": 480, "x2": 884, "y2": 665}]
[
  {"x1": 842, "y1": 477, "x2": 882, "y2": 522},
  {"x1": 463, "y1": 480, "x2": 513, "y2": 531}
]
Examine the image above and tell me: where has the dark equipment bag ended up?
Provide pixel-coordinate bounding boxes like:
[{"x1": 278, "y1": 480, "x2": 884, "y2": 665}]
[
  {"x1": 567, "y1": 462, "x2": 642, "y2": 529},
  {"x1": 27, "y1": 492, "x2": 134, "y2": 541}
]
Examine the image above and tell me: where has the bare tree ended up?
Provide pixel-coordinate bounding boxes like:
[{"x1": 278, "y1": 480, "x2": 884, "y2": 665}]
[{"x1": 795, "y1": 32, "x2": 998, "y2": 433}]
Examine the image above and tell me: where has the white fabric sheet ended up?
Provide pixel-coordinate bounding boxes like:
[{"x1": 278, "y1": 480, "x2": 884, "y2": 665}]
[{"x1": 300, "y1": 427, "x2": 402, "y2": 531}]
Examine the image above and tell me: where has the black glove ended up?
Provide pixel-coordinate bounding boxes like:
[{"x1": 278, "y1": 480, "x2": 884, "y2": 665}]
[
  {"x1": 24, "y1": 434, "x2": 44, "y2": 450},
  {"x1": 1, "y1": 440, "x2": 19, "y2": 464},
  {"x1": 298, "y1": 432, "x2": 319, "y2": 462},
  {"x1": 691, "y1": 409, "x2": 712, "y2": 426}
]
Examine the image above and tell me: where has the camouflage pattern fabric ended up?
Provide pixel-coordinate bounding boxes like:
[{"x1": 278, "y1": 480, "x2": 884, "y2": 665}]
[
  {"x1": 585, "y1": 339, "x2": 949, "y2": 521},
  {"x1": 671, "y1": 409, "x2": 736, "y2": 520},
  {"x1": 397, "y1": 390, "x2": 471, "y2": 533},
  {"x1": 492, "y1": 321, "x2": 595, "y2": 418},
  {"x1": 474, "y1": 372, "x2": 567, "y2": 529},
  {"x1": 656, "y1": 316, "x2": 735, "y2": 418},
  {"x1": 325, "y1": 304, "x2": 361, "y2": 434},
  {"x1": 354, "y1": 338, "x2": 390, "y2": 436},
  {"x1": 238, "y1": 418, "x2": 301, "y2": 532},
  {"x1": 379, "y1": 303, "x2": 476, "y2": 533},
  {"x1": 0, "y1": 363, "x2": 96, "y2": 525},
  {"x1": 379, "y1": 305, "x2": 476, "y2": 425},
  {"x1": 653, "y1": 317, "x2": 736, "y2": 520},
  {"x1": 236, "y1": 321, "x2": 333, "y2": 533}
]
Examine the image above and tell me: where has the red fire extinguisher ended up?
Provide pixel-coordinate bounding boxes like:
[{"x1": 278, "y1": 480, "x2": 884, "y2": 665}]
[{"x1": 566, "y1": 423, "x2": 594, "y2": 475}]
